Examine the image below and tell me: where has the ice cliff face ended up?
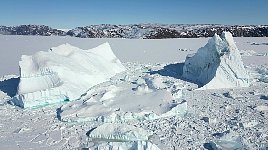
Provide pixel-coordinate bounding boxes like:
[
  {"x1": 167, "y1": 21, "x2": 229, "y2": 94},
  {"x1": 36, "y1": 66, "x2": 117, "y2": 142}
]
[
  {"x1": 182, "y1": 32, "x2": 250, "y2": 89},
  {"x1": 12, "y1": 43, "x2": 125, "y2": 108}
]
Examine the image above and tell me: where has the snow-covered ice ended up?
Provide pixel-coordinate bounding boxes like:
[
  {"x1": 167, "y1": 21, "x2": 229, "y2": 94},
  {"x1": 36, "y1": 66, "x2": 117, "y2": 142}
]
[
  {"x1": 183, "y1": 32, "x2": 250, "y2": 89},
  {"x1": 11, "y1": 43, "x2": 125, "y2": 108}
]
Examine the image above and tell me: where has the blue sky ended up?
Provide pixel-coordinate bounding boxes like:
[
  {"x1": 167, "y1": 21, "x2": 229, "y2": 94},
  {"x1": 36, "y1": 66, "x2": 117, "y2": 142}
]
[{"x1": 0, "y1": 0, "x2": 267, "y2": 28}]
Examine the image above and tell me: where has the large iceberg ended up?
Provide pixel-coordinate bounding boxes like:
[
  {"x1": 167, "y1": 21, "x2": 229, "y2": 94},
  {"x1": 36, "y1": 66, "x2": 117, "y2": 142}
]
[
  {"x1": 12, "y1": 43, "x2": 125, "y2": 108},
  {"x1": 182, "y1": 32, "x2": 250, "y2": 89}
]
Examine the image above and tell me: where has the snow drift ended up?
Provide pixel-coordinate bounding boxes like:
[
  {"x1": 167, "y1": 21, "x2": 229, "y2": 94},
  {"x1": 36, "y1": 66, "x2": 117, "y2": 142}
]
[
  {"x1": 182, "y1": 32, "x2": 250, "y2": 89},
  {"x1": 12, "y1": 43, "x2": 125, "y2": 108}
]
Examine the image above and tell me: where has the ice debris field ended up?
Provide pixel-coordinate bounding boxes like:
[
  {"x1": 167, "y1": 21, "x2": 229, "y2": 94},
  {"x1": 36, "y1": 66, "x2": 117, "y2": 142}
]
[{"x1": 0, "y1": 32, "x2": 267, "y2": 149}]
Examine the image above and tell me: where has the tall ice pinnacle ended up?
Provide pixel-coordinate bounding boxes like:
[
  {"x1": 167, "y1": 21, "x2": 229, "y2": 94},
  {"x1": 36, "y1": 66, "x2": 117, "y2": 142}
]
[{"x1": 182, "y1": 32, "x2": 250, "y2": 89}]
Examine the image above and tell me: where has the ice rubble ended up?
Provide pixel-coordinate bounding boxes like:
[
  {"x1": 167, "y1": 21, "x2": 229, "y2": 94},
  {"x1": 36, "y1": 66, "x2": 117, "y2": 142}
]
[
  {"x1": 182, "y1": 32, "x2": 250, "y2": 89},
  {"x1": 87, "y1": 123, "x2": 160, "y2": 150},
  {"x1": 0, "y1": 91, "x2": 10, "y2": 105},
  {"x1": 12, "y1": 43, "x2": 125, "y2": 108},
  {"x1": 0, "y1": 91, "x2": 7, "y2": 100},
  {"x1": 256, "y1": 66, "x2": 268, "y2": 83}
]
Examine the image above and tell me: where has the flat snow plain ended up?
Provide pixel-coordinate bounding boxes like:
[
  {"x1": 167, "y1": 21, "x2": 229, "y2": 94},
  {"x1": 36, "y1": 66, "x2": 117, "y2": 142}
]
[{"x1": 0, "y1": 35, "x2": 268, "y2": 149}]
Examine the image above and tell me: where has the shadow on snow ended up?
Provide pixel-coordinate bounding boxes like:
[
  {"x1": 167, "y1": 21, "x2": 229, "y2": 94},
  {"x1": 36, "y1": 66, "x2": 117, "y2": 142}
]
[
  {"x1": 0, "y1": 77, "x2": 20, "y2": 97},
  {"x1": 150, "y1": 63, "x2": 184, "y2": 79},
  {"x1": 149, "y1": 62, "x2": 200, "y2": 86}
]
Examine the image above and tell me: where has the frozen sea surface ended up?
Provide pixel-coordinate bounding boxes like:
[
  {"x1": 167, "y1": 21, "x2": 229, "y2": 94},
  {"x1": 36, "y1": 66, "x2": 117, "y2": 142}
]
[
  {"x1": 1, "y1": 35, "x2": 267, "y2": 76},
  {"x1": 0, "y1": 35, "x2": 267, "y2": 149}
]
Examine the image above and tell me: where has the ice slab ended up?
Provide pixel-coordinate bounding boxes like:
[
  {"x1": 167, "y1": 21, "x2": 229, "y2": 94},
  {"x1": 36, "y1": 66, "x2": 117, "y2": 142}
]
[
  {"x1": 88, "y1": 141, "x2": 160, "y2": 150},
  {"x1": 88, "y1": 123, "x2": 153, "y2": 141},
  {"x1": 213, "y1": 132, "x2": 243, "y2": 150},
  {"x1": 12, "y1": 43, "x2": 125, "y2": 108},
  {"x1": 86, "y1": 123, "x2": 160, "y2": 150}
]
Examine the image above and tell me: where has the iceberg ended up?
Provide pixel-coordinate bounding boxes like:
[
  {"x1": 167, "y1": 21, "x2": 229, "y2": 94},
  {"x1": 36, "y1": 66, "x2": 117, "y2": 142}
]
[
  {"x1": 12, "y1": 43, "x2": 125, "y2": 108},
  {"x1": 182, "y1": 32, "x2": 250, "y2": 89}
]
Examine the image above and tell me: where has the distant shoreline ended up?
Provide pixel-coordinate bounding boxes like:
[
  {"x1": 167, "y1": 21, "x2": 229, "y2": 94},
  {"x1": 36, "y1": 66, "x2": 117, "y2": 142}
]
[{"x1": 1, "y1": 24, "x2": 268, "y2": 39}]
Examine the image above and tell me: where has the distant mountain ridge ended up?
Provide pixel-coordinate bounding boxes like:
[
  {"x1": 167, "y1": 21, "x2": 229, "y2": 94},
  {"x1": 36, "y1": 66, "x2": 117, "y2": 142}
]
[
  {"x1": 1, "y1": 24, "x2": 268, "y2": 39},
  {"x1": 0, "y1": 25, "x2": 65, "y2": 36}
]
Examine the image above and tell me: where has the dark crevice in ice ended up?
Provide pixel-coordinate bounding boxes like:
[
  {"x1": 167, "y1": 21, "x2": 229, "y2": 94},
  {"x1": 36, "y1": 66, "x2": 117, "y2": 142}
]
[{"x1": 86, "y1": 127, "x2": 97, "y2": 137}]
